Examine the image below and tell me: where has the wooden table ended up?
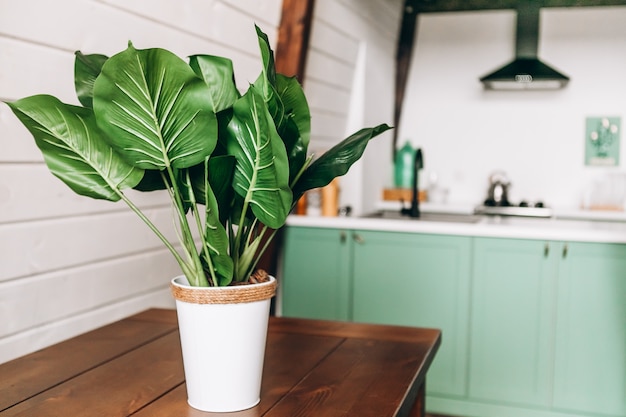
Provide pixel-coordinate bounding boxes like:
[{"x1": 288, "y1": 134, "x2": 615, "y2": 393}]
[{"x1": 0, "y1": 308, "x2": 440, "y2": 417}]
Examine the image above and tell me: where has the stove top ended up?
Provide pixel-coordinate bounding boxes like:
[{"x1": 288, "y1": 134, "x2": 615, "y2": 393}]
[{"x1": 474, "y1": 200, "x2": 552, "y2": 218}]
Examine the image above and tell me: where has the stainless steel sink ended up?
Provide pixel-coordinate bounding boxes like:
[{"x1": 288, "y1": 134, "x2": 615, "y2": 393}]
[{"x1": 361, "y1": 210, "x2": 482, "y2": 224}]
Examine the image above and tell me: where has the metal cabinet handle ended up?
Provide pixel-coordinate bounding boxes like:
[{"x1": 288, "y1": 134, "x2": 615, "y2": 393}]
[
  {"x1": 352, "y1": 233, "x2": 365, "y2": 244},
  {"x1": 562, "y1": 243, "x2": 568, "y2": 258},
  {"x1": 340, "y1": 231, "x2": 347, "y2": 244},
  {"x1": 544, "y1": 243, "x2": 549, "y2": 257}
]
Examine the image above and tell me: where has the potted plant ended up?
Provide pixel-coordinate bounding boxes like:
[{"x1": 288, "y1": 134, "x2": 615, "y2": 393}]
[{"x1": 6, "y1": 26, "x2": 391, "y2": 412}]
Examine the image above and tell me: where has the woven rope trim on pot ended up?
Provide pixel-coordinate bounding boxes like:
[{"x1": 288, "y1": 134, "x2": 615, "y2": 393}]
[{"x1": 170, "y1": 279, "x2": 277, "y2": 305}]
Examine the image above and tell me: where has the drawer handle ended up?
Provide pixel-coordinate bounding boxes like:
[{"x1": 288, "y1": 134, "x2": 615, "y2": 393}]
[
  {"x1": 544, "y1": 243, "x2": 549, "y2": 257},
  {"x1": 352, "y1": 233, "x2": 365, "y2": 244},
  {"x1": 340, "y1": 231, "x2": 347, "y2": 244},
  {"x1": 562, "y1": 244, "x2": 568, "y2": 258}
]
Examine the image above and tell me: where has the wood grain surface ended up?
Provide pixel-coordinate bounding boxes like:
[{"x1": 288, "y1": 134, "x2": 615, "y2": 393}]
[{"x1": 1, "y1": 309, "x2": 440, "y2": 417}]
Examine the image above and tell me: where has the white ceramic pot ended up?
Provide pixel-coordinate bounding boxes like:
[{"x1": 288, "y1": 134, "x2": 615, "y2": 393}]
[{"x1": 170, "y1": 275, "x2": 277, "y2": 412}]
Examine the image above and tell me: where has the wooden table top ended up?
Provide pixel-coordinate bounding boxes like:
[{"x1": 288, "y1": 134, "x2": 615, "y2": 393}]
[{"x1": 0, "y1": 308, "x2": 440, "y2": 417}]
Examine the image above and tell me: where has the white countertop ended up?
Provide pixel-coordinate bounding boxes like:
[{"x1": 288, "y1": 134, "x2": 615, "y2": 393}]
[{"x1": 286, "y1": 204, "x2": 626, "y2": 244}]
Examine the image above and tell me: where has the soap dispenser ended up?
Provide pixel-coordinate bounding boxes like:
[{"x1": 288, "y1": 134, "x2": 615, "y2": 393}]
[{"x1": 394, "y1": 141, "x2": 415, "y2": 188}]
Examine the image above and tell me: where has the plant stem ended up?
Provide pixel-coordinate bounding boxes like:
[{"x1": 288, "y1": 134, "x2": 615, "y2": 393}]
[
  {"x1": 290, "y1": 154, "x2": 314, "y2": 189},
  {"x1": 115, "y1": 189, "x2": 191, "y2": 278},
  {"x1": 162, "y1": 168, "x2": 207, "y2": 287},
  {"x1": 249, "y1": 225, "x2": 277, "y2": 278},
  {"x1": 185, "y1": 169, "x2": 218, "y2": 287},
  {"x1": 232, "y1": 191, "x2": 252, "y2": 282}
]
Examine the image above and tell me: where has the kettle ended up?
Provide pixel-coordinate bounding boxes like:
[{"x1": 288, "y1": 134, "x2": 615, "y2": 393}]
[{"x1": 484, "y1": 171, "x2": 511, "y2": 206}]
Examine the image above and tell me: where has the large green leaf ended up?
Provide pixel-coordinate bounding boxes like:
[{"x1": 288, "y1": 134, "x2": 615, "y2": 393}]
[
  {"x1": 188, "y1": 55, "x2": 240, "y2": 113},
  {"x1": 252, "y1": 26, "x2": 311, "y2": 186},
  {"x1": 92, "y1": 44, "x2": 218, "y2": 170},
  {"x1": 254, "y1": 25, "x2": 276, "y2": 99},
  {"x1": 7, "y1": 95, "x2": 144, "y2": 200},
  {"x1": 132, "y1": 169, "x2": 167, "y2": 191},
  {"x1": 293, "y1": 124, "x2": 393, "y2": 201},
  {"x1": 253, "y1": 25, "x2": 287, "y2": 137},
  {"x1": 74, "y1": 51, "x2": 108, "y2": 108},
  {"x1": 275, "y1": 74, "x2": 310, "y2": 150},
  {"x1": 275, "y1": 74, "x2": 311, "y2": 184},
  {"x1": 207, "y1": 156, "x2": 236, "y2": 224},
  {"x1": 225, "y1": 87, "x2": 292, "y2": 229}
]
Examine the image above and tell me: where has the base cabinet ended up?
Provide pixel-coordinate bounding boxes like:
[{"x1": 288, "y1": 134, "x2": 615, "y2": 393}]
[
  {"x1": 553, "y1": 242, "x2": 626, "y2": 416},
  {"x1": 470, "y1": 238, "x2": 557, "y2": 406},
  {"x1": 469, "y1": 238, "x2": 626, "y2": 417},
  {"x1": 280, "y1": 226, "x2": 626, "y2": 417},
  {"x1": 352, "y1": 231, "x2": 471, "y2": 397},
  {"x1": 281, "y1": 227, "x2": 351, "y2": 321}
]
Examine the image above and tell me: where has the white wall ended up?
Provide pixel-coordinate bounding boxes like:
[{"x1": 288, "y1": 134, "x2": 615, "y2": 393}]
[
  {"x1": 0, "y1": 0, "x2": 282, "y2": 363},
  {"x1": 398, "y1": 7, "x2": 626, "y2": 210},
  {"x1": 303, "y1": 0, "x2": 401, "y2": 216}
]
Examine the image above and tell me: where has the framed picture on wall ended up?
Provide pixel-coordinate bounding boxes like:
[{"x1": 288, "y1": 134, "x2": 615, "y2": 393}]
[{"x1": 585, "y1": 116, "x2": 621, "y2": 167}]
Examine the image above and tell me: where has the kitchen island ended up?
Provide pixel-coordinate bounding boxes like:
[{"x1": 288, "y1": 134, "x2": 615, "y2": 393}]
[{"x1": 279, "y1": 210, "x2": 626, "y2": 417}]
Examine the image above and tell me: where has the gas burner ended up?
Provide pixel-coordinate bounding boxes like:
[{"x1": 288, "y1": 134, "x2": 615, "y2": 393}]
[{"x1": 519, "y1": 200, "x2": 545, "y2": 208}]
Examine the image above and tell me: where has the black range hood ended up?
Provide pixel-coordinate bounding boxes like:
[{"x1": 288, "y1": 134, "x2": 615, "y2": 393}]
[{"x1": 480, "y1": 4, "x2": 569, "y2": 90}]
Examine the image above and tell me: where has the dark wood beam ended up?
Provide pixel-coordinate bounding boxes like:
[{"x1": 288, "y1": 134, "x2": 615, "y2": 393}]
[
  {"x1": 394, "y1": 1, "x2": 419, "y2": 157},
  {"x1": 274, "y1": 0, "x2": 316, "y2": 82},
  {"x1": 408, "y1": 0, "x2": 626, "y2": 13}
]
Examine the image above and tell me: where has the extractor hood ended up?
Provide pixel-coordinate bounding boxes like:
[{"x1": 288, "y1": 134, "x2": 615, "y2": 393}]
[{"x1": 480, "y1": 5, "x2": 569, "y2": 90}]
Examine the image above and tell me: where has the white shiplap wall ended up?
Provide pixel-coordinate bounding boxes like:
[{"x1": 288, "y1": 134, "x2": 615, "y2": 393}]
[{"x1": 0, "y1": 0, "x2": 283, "y2": 364}]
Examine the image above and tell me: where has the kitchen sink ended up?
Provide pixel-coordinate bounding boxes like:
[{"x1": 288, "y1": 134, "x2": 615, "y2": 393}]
[{"x1": 361, "y1": 210, "x2": 482, "y2": 224}]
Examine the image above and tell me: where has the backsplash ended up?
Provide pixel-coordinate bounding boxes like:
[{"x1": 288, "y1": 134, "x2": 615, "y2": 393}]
[{"x1": 397, "y1": 7, "x2": 626, "y2": 211}]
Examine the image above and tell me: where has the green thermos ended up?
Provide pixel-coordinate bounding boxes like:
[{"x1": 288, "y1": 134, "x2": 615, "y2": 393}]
[{"x1": 394, "y1": 141, "x2": 415, "y2": 188}]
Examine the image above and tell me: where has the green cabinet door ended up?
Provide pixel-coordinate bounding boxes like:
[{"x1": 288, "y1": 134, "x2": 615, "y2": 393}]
[
  {"x1": 281, "y1": 226, "x2": 352, "y2": 321},
  {"x1": 469, "y1": 237, "x2": 557, "y2": 406},
  {"x1": 553, "y1": 241, "x2": 626, "y2": 416},
  {"x1": 351, "y1": 230, "x2": 472, "y2": 397}
]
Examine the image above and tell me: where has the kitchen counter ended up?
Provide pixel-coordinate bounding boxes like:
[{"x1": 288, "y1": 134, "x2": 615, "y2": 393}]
[{"x1": 286, "y1": 208, "x2": 626, "y2": 244}]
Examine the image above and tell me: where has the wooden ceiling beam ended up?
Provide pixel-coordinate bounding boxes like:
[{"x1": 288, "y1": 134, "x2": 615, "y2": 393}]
[
  {"x1": 408, "y1": 0, "x2": 626, "y2": 13},
  {"x1": 274, "y1": 0, "x2": 316, "y2": 82},
  {"x1": 393, "y1": 2, "x2": 419, "y2": 156}
]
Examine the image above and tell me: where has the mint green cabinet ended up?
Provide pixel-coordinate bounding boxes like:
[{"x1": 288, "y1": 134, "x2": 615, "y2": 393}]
[
  {"x1": 470, "y1": 238, "x2": 558, "y2": 406},
  {"x1": 351, "y1": 231, "x2": 471, "y2": 397},
  {"x1": 553, "y1": 242, "x2": 626, "y2": 416},
  {"x1": 281, "y1": 226, "x2": 351, "y2": 320},
  {"x1": 469, "y1": 238, "x2": 626, "y2": 417}
]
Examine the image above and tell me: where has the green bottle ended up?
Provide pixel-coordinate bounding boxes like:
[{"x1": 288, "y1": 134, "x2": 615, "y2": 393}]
[{"x1": 394, "y1": 141, "x2": 415, "y2": 188}]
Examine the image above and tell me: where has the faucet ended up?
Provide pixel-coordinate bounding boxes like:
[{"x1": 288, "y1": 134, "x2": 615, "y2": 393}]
[{"x1": 401, "y1": 148, "x2": 423, "y2": 218}]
